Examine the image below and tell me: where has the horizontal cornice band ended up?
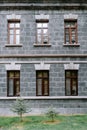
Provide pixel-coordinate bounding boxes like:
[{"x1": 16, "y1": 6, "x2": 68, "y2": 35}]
[
  {"x1": 0, "y1": 96, "x2": 87, "y2": 100},
  {"x1": 0, "y1": 54, "x2": 87, "y2": 58},
  {"x1": 0, "y1": 3, "x2": 87, "y2": 10}
]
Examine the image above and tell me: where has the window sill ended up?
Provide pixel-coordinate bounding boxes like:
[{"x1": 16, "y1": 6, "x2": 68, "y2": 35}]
[
  {"x1": 34, "y1": 43, "x2": 51, "y2": 47},
  {"x1": 5, "y1": 44, "x2": 23, "y2": 47},
  {"x1": 63, "y1": 43, "x2": 80, "y2": 47}
]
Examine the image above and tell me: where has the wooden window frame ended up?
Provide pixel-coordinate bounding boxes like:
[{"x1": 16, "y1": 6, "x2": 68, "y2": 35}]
[
  {"x1": 7, "y1": 71, "x2": 20, "y2": 97},
  {"x1": 8, "y1": 20, "x2": 20, "y2": 45},
  {"x1": 36, "y1": 20, "x2": 49, "y2": 45},
  {"x1": 36, "y1": 70, "x2": 49, "y2": 96},
  {"x1": 64, "y1": 19, "x2": 78, "y2": 45},
  {"x1": 65, "y1": 70, "x2": 78, "y2": 96}
]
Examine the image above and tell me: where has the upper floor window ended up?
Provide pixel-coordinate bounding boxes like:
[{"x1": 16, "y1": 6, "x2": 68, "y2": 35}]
[
  {"x1": 65, "y1": 70, "x2": 78, "y2": 96},
  {"x1": 36, "y1": 70, "x2": 49, "y2": 96},
  {"x1": 64, "y1": 20, "x2": 78, "y2": 45},
  {"x1": 8, "y1": 21, "x2": 20, "y2": 45},
  {"x1": 36, "y1": 20, "x2": 49, "y2": 45},
  {"x1": 7, "y1": 71, "x2": 20, "y2": 97}
]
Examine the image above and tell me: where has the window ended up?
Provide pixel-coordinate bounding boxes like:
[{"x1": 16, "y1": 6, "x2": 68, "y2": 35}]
[
  {"x1": 65, "y1": 70, "x2": 78, "y2": 96},
  {"x1": 36, "y1": 70, "x2": 49, "y2": 96},
  {"x1": 36, "y1": 20, "x2": 49, "y2": 45},
  {"x1": 8, "y1": 21, "x2": 20, "y2": 44},
  {"x1": 7, "y1": 71, "x2": 20, "y2": 96},
  {"x1": 64, "y1": 20, "x2": 78, "y2": 45}
]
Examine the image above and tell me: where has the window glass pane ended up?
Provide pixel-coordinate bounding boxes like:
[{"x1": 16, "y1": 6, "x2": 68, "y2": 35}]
[
  {"x1": 65, "y1": 22, "x2": 70, "y2": 27},
  {"x1": 8, "y1": 79, "x2": 14, "y2": 96},
  {"x1": 37, "y1": 35, "x2": 41, "y2": 43},
  {"x1": 16, "y1": 30, "x2": 20, "y2": 34},
  {"x1": 43, "y1": 35, "x2": 48, "y2": 41},
  {"x1": 15, "y1": 80, "x2": 20, "y2": 96},
  {"x1": 65, "y1": 34, "x2": 69, "y2": 44},
  {"x1": 43, "y1": 29, "x2": 48, "y2": 34},
  {"x1": 43, "y1": 72, "x2": 48, "y2": 78},
  {"x1": 9, "y1": 23, "x2": 15, "y2": 28},
  {"x1": 15, "y1": 23, "x2": 20, "y2": 28},
  {"x1": 72, "y1": 72, "x2": 77, "y2": 77},
  {"x1": 37, "y1": 29, "x2": 41, "y2": 34},
  {"x1": 65, "y1": 28, "x2": 69, "y2": 33},
  {"x1": 43, "y1": 23, "x2": 48, "y2": 28},
  {"x1": 71, "y1": 36, "x2": 76, "y2": 44},
  {"x1": 16, "y1": 35, "x2": 20, "y2": 44},
  {"x1": 72, "y1": 79, "x2": 77, "y2": 95},
  {"x1": 37, "y1": 79, "x2": 42, "y2": 95},
  {"x1": 15, "y1": 72, "x2": 20, "y2": 77},
  {"x1": 44, "y1": 79, "x2": 48, "y2": 95},
  {"x1": 37, "y1": 72, "x2": 42, "y2": 78},
  {"x1": 70, "y1": 22, "x2": 76, "y2": 27},
  {"x1": 66, "y1": 71, "x2": 70, "y2": 77},
  {"x1": 66, "y1": 78, "x2": 71, "y2": 96},
  {"x1": 10, "y1": 35, "x2": 14, "y2": 44},
  {"x1": 65, "y1": 21, "x2": 76, "y2": 27},
  {"x1": 37, "y1": 23, "x2": 42, "y2": 28},
  {"x1": 10, "y1": 30, "x2": 14, "y2": 34},
  {"x1": 8, "y1": 72, "x2": 14, "y2": 78},
  {"x1": 71, "y1": 29, "x2": 75, "y2": 34}
]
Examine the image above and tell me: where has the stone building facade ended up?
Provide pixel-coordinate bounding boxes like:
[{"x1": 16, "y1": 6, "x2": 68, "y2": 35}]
[{"x1": 0, "y1": 0, "x2": 87, "y2": 115}]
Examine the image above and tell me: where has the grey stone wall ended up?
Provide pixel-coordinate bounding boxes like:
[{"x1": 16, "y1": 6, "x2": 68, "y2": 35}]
[
  {"x1": 0, "y1": 58, "x2": 87, "y2": 114},
  {"x1": 0, "y1": 5, "x2": 87, "y2": 115},
  {"x1": 0, "y1": 61, "x2": 87, "y2": 97},
  {"x1": 0, "y1": 98, "x2": 87, "y2": 116},
  {"x1": 0, "y1": 10, "x2": 87, "y2": 55}
]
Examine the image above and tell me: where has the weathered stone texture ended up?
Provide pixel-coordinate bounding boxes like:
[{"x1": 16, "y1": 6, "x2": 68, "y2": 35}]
[{"x1": 0, "y1": 1, "x2": 87, "y2": 115}]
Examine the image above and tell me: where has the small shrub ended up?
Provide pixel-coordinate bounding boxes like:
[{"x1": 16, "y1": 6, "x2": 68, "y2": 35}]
[
  {"x1": 46, "y1": 107, "x2": 58, "y2": 122},
  {"x1": 11, "y1": 98, "x2": 31, "y2": 122}
]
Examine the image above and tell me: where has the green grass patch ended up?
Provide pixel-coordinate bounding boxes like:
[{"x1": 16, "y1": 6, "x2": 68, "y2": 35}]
[{"x1": 0, "y1": 115, "x2": 87, "y2": 130}]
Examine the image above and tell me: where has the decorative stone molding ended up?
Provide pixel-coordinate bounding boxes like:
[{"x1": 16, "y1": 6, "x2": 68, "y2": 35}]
[
  {"x1": 64, "y1": 62, "x2": 79, "y2": 70},
  {"x1": 64, "y1": 13, "x2": 78, "y2": 19},
  {"x1": 5, "y1": 62, "x2": 21, "y2": 70},
  {"x1": 35, "y1": 14, "x2": 49, "y2": 20},
  {"x1": 35, "y1": 61, "x2": 50, "y2": 70},
  {"x1": 7, "y1": 14, "x2": 21, "y2": 20},
  {"x1": 1, "y1": 96, "x2": 87, "y2": 100}
]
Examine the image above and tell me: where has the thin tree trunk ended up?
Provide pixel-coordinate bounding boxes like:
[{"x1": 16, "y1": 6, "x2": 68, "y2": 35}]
[
  {"x1": 20, "y1": 113, "x2": 23, "y2": 122},
  {"x1": 52, "y1": 115, "x2": 54, "y2": 122}
]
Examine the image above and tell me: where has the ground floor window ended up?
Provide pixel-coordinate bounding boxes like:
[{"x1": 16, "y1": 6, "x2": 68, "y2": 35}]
[
  {"x1": 7, "y1": 71, "x2": 20, "y2": 96},
  {"x1": 65, "y1": 70, "x2": 78, "y2": 96},
  {"x1": 36, "y1": 70, "x2": 49, "y2": 96}
]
